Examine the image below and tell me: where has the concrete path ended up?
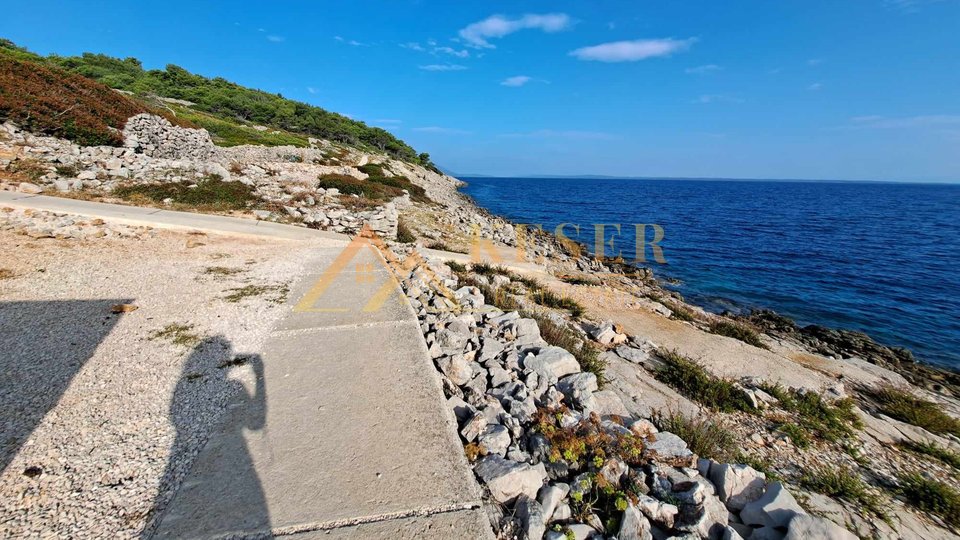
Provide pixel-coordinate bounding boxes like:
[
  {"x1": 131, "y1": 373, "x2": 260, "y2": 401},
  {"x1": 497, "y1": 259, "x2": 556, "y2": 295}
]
[
  {"x1": 0, "y1": 191, "x2": 347, "y2": 242},
  {"x1": 152, "y1": 243, "x2": 491, "y2": 538}
]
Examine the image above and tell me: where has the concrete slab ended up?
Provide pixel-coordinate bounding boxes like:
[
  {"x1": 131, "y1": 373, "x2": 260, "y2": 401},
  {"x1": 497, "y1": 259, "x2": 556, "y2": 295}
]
[
  {"x1": 280, "y1": 266, "x2": 411, "y2": 330},
  {"x1": 153, "y1": 269, "x2": 488, "y2": 538},
  {"x1": 283, "y1": 508, "x2": 493, "y2": 539}
]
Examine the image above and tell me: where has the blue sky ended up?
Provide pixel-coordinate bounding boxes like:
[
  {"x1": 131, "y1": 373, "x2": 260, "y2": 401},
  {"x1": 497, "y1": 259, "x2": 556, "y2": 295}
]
[{"x1": 3, "y1": 0, "x2": 959, "y2": 181}]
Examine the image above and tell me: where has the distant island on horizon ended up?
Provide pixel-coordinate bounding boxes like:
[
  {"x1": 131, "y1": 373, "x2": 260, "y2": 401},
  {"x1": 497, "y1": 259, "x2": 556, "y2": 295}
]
[{"x1": 452, "y1": 172, "x2": 960, "y2": 185}]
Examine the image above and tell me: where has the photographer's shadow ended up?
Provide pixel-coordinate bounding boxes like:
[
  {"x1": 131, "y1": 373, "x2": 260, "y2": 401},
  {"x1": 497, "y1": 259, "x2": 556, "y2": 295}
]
[{"x1": 148, "y1": 336, "x2": 270, "y2": 538}]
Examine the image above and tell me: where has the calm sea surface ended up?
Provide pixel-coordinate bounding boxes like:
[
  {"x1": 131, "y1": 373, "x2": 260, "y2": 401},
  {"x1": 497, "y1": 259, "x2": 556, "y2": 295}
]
[{"x1": 461, "y1": 177, "x2": 960, "y2": 370}]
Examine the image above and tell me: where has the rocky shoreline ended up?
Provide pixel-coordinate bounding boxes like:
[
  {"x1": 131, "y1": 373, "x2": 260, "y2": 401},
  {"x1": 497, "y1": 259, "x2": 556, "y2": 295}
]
[{"x1": 3, "y1": 114, "x2": 959, "y2": 539}]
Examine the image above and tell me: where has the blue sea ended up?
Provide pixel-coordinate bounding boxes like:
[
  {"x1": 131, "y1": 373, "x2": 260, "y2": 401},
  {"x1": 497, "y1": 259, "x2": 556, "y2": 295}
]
[{"x1": 461, "y1": 177, "x2": 960, "y2": 370}]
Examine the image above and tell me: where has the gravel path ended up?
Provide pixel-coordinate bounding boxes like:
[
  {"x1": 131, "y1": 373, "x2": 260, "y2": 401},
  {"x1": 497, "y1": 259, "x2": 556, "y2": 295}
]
[{"x1": 0, "y1": 225, "x2": 321, "y2": 538}]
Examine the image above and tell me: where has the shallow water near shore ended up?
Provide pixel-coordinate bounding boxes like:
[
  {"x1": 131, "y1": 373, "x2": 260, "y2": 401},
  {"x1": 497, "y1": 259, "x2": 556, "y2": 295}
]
[{"x1": 461, "y1": 177, "x2": 960, "y2": 370}]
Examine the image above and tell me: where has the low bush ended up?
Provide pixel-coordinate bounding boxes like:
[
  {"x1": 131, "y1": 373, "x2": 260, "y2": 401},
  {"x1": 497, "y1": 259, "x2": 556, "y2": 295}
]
[
  {"x1": 709, "y1": 320, "x2": 768, "y2": 349},
  {"x1": 899, "y1": 440, "x2": 960, "y2": 470},
  {"x1": 0, "y1": 52, "x2": 189, "y2": 146},
  {"x1": 316, "y1": 172, "x2": 430, "y2": 203},
  {"x1": 655, "y1": 349, "x2": 755, "y2": 413},
  {"x1": 897, "y1": 473, "x2": 960, "y2": 527},
  {"x1": 396, "y1": 219, "x2": 416, "y2": 243},
  {"x1": 653, "y1": 411, "x2": 737, "y2": 462},
  {"x1": 113, "y1": 176, "x2": 257, "y2": 211},
  {"x1": 867, "y1": 386, "x2": 960, "y2": 437},
  {"x1": 760, "y1": 383, "x2": 862, "y2": 443},
  {"x1": 170, "y1": 105, "x2": 309, "y2": 147},
  {"x1": 530, "y1": 288, "x2": 586, "y2": 318},
  {"x1": 801, "y1": 467, "x2": 888, "y2": 521}
]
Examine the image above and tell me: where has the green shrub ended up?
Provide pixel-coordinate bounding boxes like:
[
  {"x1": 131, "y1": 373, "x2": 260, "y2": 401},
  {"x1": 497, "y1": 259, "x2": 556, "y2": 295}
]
[
  {"x1": 655, "y1": 349, "x2": 755, "y2": 413},
  {"x1": 708, "y1": 320, "x2": 768, "y2": 349},
  {"x1": 760, "y1": 383, "x2": 862, "y2": 443},
  {"x1": 778, "y1": 423, "x2": 812, "y2": 449},
  {"x1": 530, "y1": 288, "x2": 586, "y2": 318},
  {"x1": 445, "y1": 260, "x2": 467, "y2": 273},
  {"x1": 899, "y1": 441, "x2": 960, "y2": 470},
  {"x1": 868, "y1": 386, "x2": 960, "y2": 437},
  {"x1": 897, "y1": 473, "x2": 960, "y2": 527},
  {"x1": 801, "y1": 466, "x2": 888, "y2": 521},
  {"x1": 396, "y1": 219, "x2": 416, "y2": 243},
  {"x1": 169, "y1": 105, "x2": 310, "y2": 147},
  {"x1": 113, "y1": 176, "x2": 257, "y2": 211},
  {"x1": 653, "y1": 411, "x2": 737, "y2": 462}
]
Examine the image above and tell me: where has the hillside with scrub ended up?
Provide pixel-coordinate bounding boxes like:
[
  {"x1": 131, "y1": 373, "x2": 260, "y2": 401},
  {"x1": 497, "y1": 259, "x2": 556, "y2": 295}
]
[{"x1": 0, "y1": 39, "x2": 436, "y2": 168}]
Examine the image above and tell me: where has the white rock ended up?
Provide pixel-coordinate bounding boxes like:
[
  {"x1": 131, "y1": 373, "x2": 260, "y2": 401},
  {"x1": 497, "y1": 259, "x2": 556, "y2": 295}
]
[
  {"x1": 709, "y1": 463, "x2": 767, "y2": 511},
  {"x1": 474, "y1": 455, "x2": 547, "y2": 504},
  {"x1": 636, "y1": 494, "x2": 678, "y2": 529},
  {"x1": 784, "y1": 514, "x2": 858, "y2": 540},
  {"x1": 527, "y1": 346, "x2": 581, "y2": 379},
  {"x1": 17, "y1": 182, "x2": 43, "y2": 194},
  {"x1": 740, "y1": 482, "x2": 806, "y2": 529},
  {"x1": 537, "y1": 483, "x2": 569, "y2": 520},
  {"x1": 619, "y1": 503, "x2": 654, "y2": 540},
  {"x1": 645, "y1": 432, "x2": 696, "y2": 467},
  {"x1": 436, "y1": 354, "x2": 472, "y2": 386}
]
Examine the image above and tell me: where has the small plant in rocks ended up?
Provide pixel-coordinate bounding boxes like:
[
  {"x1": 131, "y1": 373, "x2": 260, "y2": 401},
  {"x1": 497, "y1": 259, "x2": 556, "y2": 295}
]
[
  {"x1": 655, "y1": 349, "x2": 755, "y2": 413},
  {"x1": 896, "y1": 472, "x2": 960, "y2": 527},
  {"x1": 801, "y1": 466, "x2": 889, "y2": 522},
  {"x1": 708, "y1": 320, "x2": 769, "y2": 349},
  {"x1": 867, "y1": 385, "x2": 960, "y2": 437}
]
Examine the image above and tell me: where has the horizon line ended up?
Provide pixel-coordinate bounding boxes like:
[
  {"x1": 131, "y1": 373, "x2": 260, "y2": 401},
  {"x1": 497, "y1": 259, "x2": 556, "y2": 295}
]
[{"x1": 451, "y1": 173, "x2": 960, "y2": 186}]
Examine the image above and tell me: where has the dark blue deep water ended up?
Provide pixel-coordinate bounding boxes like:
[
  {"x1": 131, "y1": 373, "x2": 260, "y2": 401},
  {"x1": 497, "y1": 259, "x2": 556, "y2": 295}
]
[{"x1": 461, "y1": 177, "x2": 960, "y2": 370}]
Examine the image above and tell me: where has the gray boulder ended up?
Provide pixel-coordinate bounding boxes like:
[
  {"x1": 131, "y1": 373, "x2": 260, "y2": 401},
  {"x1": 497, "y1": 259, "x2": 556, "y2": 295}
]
[
  {"x1": 516, "y1": 495, "x2": 547, "y2": 540},
  {"x1": 645, "y1": 432, "x2": 696, "y2": 467},
  {"x1": 526, "y1": 346, "x2": 581, "y2": 379},
  {"x1": 478, "y1": 424, "x2": 511, "y2": 456},
  {"x1": 740, "y1": 482, "x2": 806, "y2": 529}
]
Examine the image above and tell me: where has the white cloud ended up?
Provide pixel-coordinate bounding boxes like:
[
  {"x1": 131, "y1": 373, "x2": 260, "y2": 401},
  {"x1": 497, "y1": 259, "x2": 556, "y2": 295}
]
[
  {"x1": 412, "y1": 126, "x2": 471, "y2": 135},
  {"x1": 885, "y1": 0, "x2": 945, "y2": 12},
  {"x1": 419, "y1": 64, "x2": 467, "y2": 72},
  {"x1": 335, "y1": 36, "x2": 366, "y2": 46},
  {"x1": 500, "y1": 129, "x2": 616, "y2": 140},
  {"x1": 848, "y1": 114, "x2": 960, "y2": 129},
  {"x1": 307, "y1": 87, "x2": 318, "y2": 94},
  {"x1": 434, "y1": 46, "x2": 470, "y2": 58},
  {"x1": 459, "y1": 13, "x2": 572, "y2": 49},
  {"x1": 267, "y1": 35, "x2": 285, "y2": 43},
  {"x1": 807, "y1": 58, "x2": 823, "y2": 66},
  {"x1": 570, "y1": 38, "x2": 695, "y2": 62},
  {"x1": 685, "y1": 64, "x2": 722, "y2": 75},
  {"x1": 501, "y1": 75, "x2": 533, "y2": 87},
  {"x1": 808, "y1": 82, "x2": 823, "y2": 91},
  {"x1": 693, "y1": 94, "x2": 744, "y2": 104},
  {"x1": 401, "y1": 42, "x2": 425, "y2": 51}
]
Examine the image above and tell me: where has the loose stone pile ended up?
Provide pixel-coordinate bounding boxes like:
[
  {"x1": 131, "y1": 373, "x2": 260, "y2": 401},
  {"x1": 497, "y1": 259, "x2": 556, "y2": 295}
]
[
  {"x1": 0, "y1": 118, "x2": 404, "y2": 238},
  {"x1": 0, "y1": 207, "x2": 152, "y2": 241},
  {"x1": 399, "y1": 259, "x2": 856, "y2": 540}
]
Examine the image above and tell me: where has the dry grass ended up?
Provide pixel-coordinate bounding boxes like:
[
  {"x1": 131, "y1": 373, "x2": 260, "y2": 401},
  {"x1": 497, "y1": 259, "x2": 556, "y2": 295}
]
[
  {"x1": 653, "y1": 410, "x2": 738, "y2": 462},
  {"x1": 149, "y1": 323, "x2": 201, "y2": 347},
  {"x1": 0, "y1": 268, "x2": 15, "y2": 280},
  {"x1": 222, "y1": 283, "x2": 289, "y2": 304}
]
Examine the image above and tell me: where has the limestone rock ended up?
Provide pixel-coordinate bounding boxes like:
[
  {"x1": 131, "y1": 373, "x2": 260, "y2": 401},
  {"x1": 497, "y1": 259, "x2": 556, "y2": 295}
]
[
  {"x1": 516, "y1": 495, "x2": 547, "y2": 540},
  {"x1": 645, "y1": 432, "x2": 696, "y2": 467},
  {"x1": 709, "y1": 463, "x2": 767, "y2": 511},
  {"x1": 784, "y1": 514, "x2": 857, "y2": 540},
  {"x1": 619, "y1": 503, "x2": 654, "y2": 540},
  {"x1": 474, "y1": 455, "x2": 547, "y2": 504},
  {"x1": 526, "y1": 346, "x2": 581, "y2": 379},
  {"x1": 478, "y1": 424, "x2": 511, "y2": 456},
  {"x1": 740, "y1": 482, "x2": 806, "y2": 529}
]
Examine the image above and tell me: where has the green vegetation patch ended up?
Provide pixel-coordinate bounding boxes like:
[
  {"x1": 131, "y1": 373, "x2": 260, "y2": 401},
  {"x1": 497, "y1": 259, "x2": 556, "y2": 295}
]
[
  {"x1": 760, "y1": 383, "x2": 862, "y2": 443},
  {"x1": 899, "y1": 440, "x2": 960, "y2": 471},
  {"x1": 653, "y1": 411, "x2": 738, "y2": 462},
  {"x1": 113, "y1": 176, "x2": 258, "y2": 211},
  {"x1": 801, "y1": 466, "x2": 889, "y2": 522},
  {"x1": 170, "y1": 105, "x2": 309, "y2": 147},
  {"x1": 317, "y1": 173, "x2": 429, "y2": 203},
  {"x1": 897, "y1": 473, "x2": 960, "y2": 527},
  {"x1": 867, "y1": 385, "x2": 960, "y2": 437},
  {"x1": 708, "y1": 320, "x2": 769, "y2": 349},
  {"x1": 530, "y1": 288, "x2": 586, "y2": 318},
  {"x1": 655, "y1": 349, "x2": 755, "y2": 413}
]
